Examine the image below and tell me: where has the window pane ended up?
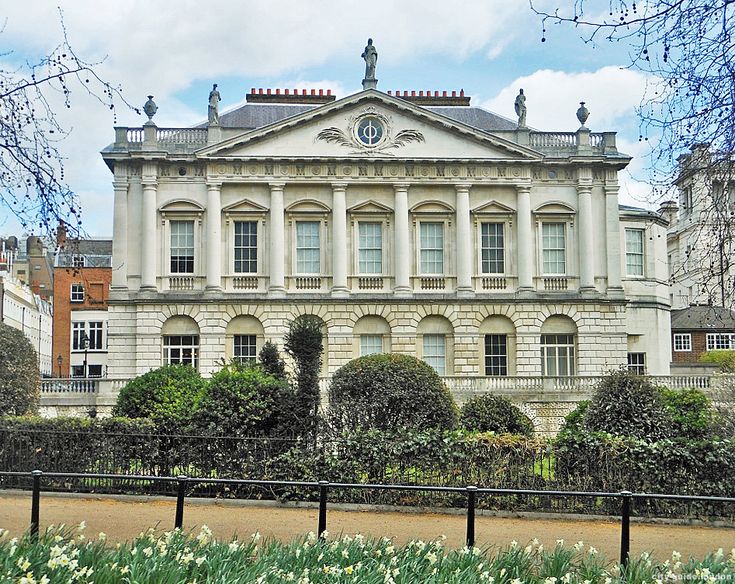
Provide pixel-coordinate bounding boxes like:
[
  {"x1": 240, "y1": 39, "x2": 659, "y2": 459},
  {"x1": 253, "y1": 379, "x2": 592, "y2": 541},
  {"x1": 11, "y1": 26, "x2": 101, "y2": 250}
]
[
  {"x1": 88, "y1": 322, "x2": 104, "y2": 350},
  {"x1": 542, "y1": 223, "x2": 566, "y2": 274},
  {"x1": 358, "y1": 222, "x2": 383, "y2": 274},
  {"x1": 234, "y1": 334, "x2": 257, "y2": 364},
  {"x1": 234, "y1": 221, "x2": 258, "y2": 273},
  {"x1": 423, "y1": 334, "x2": 446, "y2": 375},
  {"x1": 170, "y1": 221, "x2": 194, "y2": 273},
  {"x1": 481, "y1": 223, "x2": 505, "y2": 274},
  {"x1": 163, "y1": 334, "x2": 199, "y2": 369},
  {"x1": 673, "y1": 334, "x2": 692, "y2": 352},
  {"x1": 484, "y1": 334, "x2": 508, "y2": 376},
  {"x1": 541, "y1": 334, "x2": 575, "y2": 376},
  {"x1": 420, "y1": 223, "x2": 444, "y2": 274},
  {"x1": 625, "y1": 229, "x2": 644, "y2": 276},
  {"x1": 360, "y1": 334, "x2": 383, "y2": 356},
  {"x1": 627, "y1": 352, "x2": 646, "y2": 374},
  {"x1": 296, "y1": 221, "x2": 320, "y2": 274}
]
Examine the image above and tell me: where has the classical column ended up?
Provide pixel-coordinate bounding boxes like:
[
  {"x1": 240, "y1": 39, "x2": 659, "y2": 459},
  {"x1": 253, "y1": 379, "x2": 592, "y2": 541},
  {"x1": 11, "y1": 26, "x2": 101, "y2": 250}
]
[
  {"x1": 268, "y1": 182, "x2": 286, "y2": 296},
  {"x1": 331, "y1": 182, "x2": 348, "y2": 297},
  {"x1": 516, "y1": 184, "x2": 533, "y2": 291},
  {"x1": 111, "y1": 179, "x2": 129, "y2": 289},
  {"x1": 205, "y1": 182, "x2": 222, "y2": 291},
  {"x1": 140, "y1": 179, "x2": 157, "y2": 291},
  {"x1": 605, "y1": 184, "x2": 623, "y2": 293},
  {"x1": 578, "y1": 184, "x2": 595, "y2": 291},
  {"x1": 455, "y1": 184, "x2": 473, "y2": 296},
  {"x1": 393, "y1": 183, "x2": 411, "y2": 296}
]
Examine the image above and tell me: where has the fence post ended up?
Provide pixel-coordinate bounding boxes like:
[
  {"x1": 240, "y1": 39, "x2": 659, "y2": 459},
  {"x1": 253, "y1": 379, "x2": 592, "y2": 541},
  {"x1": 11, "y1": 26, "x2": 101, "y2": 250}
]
[
  {"x1": 619, "y1": 491, "x2": 633, "y2": 569},
  {"x1": 466, "y1": 486, "x2": 477, "y2": 548},
  {"x1": 174, "y1": 476, "x2": 188, "y2": 530},
  {"x1": 30, "y1": 470, "x2": 42, "y2": 541},
  {"x1": 318, "y1": 481, "x2": 329, "y2": 539}
]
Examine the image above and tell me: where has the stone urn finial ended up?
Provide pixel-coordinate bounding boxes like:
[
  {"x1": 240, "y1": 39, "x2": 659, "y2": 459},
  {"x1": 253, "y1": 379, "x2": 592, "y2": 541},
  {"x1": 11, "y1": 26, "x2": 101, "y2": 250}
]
[
  {"x1": 576, "y1": 101, "x2": 590, "y2": 127},
  {"x1": 143, "y1": 95, "x2": 158, "y2": 121}
]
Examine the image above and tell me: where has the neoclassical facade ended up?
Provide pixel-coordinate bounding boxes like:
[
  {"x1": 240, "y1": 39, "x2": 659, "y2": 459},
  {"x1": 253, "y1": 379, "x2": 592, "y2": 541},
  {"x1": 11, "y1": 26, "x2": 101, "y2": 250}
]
[{"x1": 102, "y1": 87, "x2": 671, "y2": 380}]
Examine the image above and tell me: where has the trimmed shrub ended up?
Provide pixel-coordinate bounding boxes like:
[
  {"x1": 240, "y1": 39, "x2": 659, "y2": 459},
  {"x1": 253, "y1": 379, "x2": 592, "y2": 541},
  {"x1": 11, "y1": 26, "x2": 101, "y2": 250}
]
[
  {"x1": 0, "y1": 322, "x2": 40, "y2": 416},
  {"x1": 558, "y1": 400, "x2": 590, "y2": 435},
  {"x1": 258, "y1": 341, "x2": 287, "y2": 380},
  {"x1": 460, "y1": 394, "x2": 534, "y2": 436},
  {"x1": 284, "y1": 315, "x2": 323, "y2": 438},
  {"x1": 192, "y1": 363, "x2": 295, "y2": 437},
  {"x1": 112, "y1": 364, "x2": 205, "y2": 429},
  {"x1": 326, "y1": 353, "x2": 458, "y2": 434},
  {"x1": 583, "y1": 370, "x2": 673, "y2": 441},
  {"x1": 660, "y1": 388, "x2": 715, "y2": 440}
]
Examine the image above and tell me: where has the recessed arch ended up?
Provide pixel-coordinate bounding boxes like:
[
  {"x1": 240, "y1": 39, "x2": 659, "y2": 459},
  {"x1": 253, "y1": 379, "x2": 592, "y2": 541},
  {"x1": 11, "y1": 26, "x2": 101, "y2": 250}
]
[
  {"x1": 479, "y1": 315, "x2": 517, "y2": 376},
  {"x1": 416, "y1": 315, "x2": 454, "y2": 375},
  {"x1": 353, "y1": 315, "x2": 392, "y2": 358},
  {"x1": 161, "y1": 315, "x2": 200, "y2": 369},
  {"x1": 225, "y1": 315, "x2": 265, "y2": 363}
]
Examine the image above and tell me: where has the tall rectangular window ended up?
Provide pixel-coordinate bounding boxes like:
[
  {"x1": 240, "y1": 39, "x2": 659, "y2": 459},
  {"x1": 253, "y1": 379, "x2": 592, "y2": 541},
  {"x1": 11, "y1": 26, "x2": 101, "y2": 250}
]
[
  {"x1": 484, "y1": 334, "x2": 508, "y2": 376},
  {"x1": 420, "y1": 222, "x2": 444, "y2": 274},
  {"x1": 234, "y1": 221, "x2": 258, "y2": 273},
  {"x1": 170, "y1": 220, "x2": 194, "y2": 274},
  {"x1": 87, "y1": 322, "x2": 104, "y2": 350},
  {"x1": 625, "y1": 229, "x2": 644, "y2": 276},
  {"x1": 358, "y1": 222, "x2": 383, "y2": 274},
  {"x1": 163, "y1": 335, "x2": 199, "y2": 368},
  {"x1": 541, "y1": 334, "x2": 575, "y2": 376},
  {"x1": 627, "y1": 352, "x2": 646, "y2": 374},
  {"x1": 234, "y1": 334, "x2": 257, "y2": 364},
  {"x1": 296, "y1": 221, "x2": 320, "y2": 274},
  {"x1": 481, "y1": 223, "x2": 504, "y2": 274},
  {"x1": 360, "y1": 334, "x2": 383, "y2": 356},
  {"x1": 72, "y1": 322, "x2": 85, "y2": 351},
  {"x1": 423, "y1": 334, "x2": 446, "y2": 375},
  {"x1": 542, "y1": 223, "x2": 566, "y2": 274}
]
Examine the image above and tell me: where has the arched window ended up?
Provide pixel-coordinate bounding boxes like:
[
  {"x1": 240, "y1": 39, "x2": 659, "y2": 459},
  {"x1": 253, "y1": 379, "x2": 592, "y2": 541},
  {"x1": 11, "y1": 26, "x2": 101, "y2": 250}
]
[
  {"x1": 416, "y1": 315, "x2": 454, "y2": 375},
  {"x1": 479, "y1": 315, "x2": 516, "y2": 376},
  {"x1": 161, "y1": 316, "x2": 200, "y2": 369},
  {"x1": 225, "y1": 315, "x2": 265, "y2": 365},
  {"x1": 540, "y1": 315, "x2": 577, "y2": 376},
  {"x1": 352, "y1": 315, "x2": 391, "y2": 357}
]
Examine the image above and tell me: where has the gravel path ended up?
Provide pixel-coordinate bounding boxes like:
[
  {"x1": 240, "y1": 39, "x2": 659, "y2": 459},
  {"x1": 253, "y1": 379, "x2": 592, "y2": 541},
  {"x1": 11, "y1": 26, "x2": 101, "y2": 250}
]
[{"x1": 1, "y1": 491, "x2": 732, "y2": 562}]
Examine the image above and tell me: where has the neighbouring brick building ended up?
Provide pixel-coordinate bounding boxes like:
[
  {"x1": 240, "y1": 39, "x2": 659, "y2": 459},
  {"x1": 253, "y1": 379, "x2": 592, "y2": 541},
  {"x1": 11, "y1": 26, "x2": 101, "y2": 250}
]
[
  {"x1": 671, "y1": 305, "x2": 735, "y2": 363},
  {"x1": 52, "y1": 239, "x2": 112, "y2": 377}
]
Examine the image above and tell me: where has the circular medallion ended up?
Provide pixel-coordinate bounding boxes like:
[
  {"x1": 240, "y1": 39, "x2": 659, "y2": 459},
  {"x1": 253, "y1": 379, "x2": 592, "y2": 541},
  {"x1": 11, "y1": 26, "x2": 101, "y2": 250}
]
[{"x1": 355, "y1": 116, "x2": 385, "y2": 147}]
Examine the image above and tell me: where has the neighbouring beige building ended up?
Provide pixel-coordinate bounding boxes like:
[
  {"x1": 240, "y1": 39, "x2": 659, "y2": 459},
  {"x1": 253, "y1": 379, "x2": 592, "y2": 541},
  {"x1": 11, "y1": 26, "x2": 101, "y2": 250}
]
[{"x1": 101, "y1": 80, "x2": 671, "y2": 386}]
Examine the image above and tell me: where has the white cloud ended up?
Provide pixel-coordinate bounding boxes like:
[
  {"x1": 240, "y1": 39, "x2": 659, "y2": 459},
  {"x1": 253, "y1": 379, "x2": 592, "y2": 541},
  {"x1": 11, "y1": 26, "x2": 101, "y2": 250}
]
[{"x1": 481, "y1": 66, "x2": 650, "y2": 131}]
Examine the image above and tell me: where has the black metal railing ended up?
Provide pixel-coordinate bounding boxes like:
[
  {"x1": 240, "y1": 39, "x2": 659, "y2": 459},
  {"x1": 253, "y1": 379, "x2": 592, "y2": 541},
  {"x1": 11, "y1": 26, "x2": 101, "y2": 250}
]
[{"x1": 2, "y1": 470, "x2": 735, "y2": 569}]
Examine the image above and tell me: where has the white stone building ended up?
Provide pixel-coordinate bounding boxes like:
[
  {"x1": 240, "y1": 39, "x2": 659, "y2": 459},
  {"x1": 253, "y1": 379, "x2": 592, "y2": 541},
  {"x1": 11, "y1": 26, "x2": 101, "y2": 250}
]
[{"x1": 102, "y1": 85, "x2": 671, "y2": 383}]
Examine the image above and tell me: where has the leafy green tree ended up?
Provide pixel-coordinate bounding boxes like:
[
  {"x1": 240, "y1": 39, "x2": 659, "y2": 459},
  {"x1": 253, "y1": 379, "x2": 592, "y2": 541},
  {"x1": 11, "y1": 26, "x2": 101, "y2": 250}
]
[
  {"x1": 0, "y1": 323, "x2": 40, "y2": 416},
  {"x1": 112, "y1": 365, "x2": 205, "y2": 429},
  {"x1": 192, "y1": 362, "x2": 295, "y2": 437},
  {"x1": 284, "y1": 315, "x2": 323, "y2": 438},
  {"x1": 327, "y1": 353, "x2": 458, "y2": 434},
  {"x1": 583, "y1": 370, "x2": 673, "y2": 441},
  {"x1": 460, "y1": 394, "x2": 534, "y2": 436},
  {"x1": 660, "y1": 388, "x2": 715, "y2": 440},
  {"x1": 699, "y1": 350, "x2": 735, "y2": 372}
]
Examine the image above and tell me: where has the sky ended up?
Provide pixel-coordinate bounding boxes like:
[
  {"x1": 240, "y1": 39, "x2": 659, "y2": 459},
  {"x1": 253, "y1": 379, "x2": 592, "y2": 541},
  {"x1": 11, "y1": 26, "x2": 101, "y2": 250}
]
[{"x1": 0, "y1": 0, "x2": 657, "y2": 238}]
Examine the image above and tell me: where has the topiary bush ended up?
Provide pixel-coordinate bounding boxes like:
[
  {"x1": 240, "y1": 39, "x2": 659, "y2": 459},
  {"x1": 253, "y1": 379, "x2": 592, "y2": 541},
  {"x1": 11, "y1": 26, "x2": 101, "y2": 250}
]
[
  {"x1": 0, "y1": 322, "x2": 40, "y2": 416},
  {"x1": 459, "y1": 394, "x2": 534, "y2": 436},
  {"x1": 192, "y1": 362, "x2": 295, "y2": 437},
  {"x1": 583, "y1": 370, "x2": 673, "y2": 441},
  {"x1": 258, "y1": 341, "x2": 287, "y2": 380},
  {"x1": 660, "y1": 388, "x2": 715, "y2": 440},
  {"x1": 326, "y1": 353, "x2": 458, "y2": 434},
  {"x1": 284, "y1": 315, "x2": 323, "y2": 439},
  {"x1": 112, "y1": 364, "x2": 205, "y2": 430}
]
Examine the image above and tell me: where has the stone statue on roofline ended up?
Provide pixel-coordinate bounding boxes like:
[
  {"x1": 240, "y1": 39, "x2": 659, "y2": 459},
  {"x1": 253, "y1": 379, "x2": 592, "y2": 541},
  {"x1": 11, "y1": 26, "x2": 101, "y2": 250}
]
[
  {"x1": 514, "y1": 89, "x2": 527, "y2": 128},
  {"x1": 361, "y1": 38, "x2": 378, "y2": 90},
  {"x1": 208, "y1": 84, "x2": 221, "y2": 126}
]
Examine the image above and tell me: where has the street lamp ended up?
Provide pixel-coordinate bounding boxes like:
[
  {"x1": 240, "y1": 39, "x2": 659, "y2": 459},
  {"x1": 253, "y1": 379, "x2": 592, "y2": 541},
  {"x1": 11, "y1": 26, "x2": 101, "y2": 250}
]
[
  {"x1": 56, "y1": 354, "x2": 62, "y2": 378},
  {"x1": 81, "y1": 332, "x2": 90, "y2": 378}
]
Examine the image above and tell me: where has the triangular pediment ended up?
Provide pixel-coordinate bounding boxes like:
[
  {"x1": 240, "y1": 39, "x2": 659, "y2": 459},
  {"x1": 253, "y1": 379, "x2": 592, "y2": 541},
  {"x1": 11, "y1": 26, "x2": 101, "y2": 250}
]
[
  {"x1": 348, "y1": 200, "x2": 393, "y2": 214},
  {"x1": 197, "y1": 90, "x2": 542, "y2": 162},
  {"x1": 223, "y1": 198, "x2": 268, "y2": 214},
  {"x1": 472, "y1": 200, "x2": 516, "y2": 215}
]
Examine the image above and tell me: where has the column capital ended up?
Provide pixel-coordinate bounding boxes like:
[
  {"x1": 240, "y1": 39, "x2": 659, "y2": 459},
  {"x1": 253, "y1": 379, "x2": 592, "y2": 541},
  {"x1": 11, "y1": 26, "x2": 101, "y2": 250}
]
[
  {"x1": 206, "y1": 181, "x2": 223, "y2": 190},
  {"x1": 141, "y1": 179, "x2": 158, "y2": 189},
  {"x1": 577, "y1": 183, "x2": 593, "y2": 195},
  {"x1": 605, "y1": 185, "x2": 620, "y2": 195},
  {"x1": 268, "y1": 181, "x2": 286, "y2": 192},
  {"x1": 454, "y1": 183, "x2": 471, "y2": 194},
  {"x1": 515, "y1": 182, "x2": 532, "y2": 194},
  {"x1": 112, "y1": 180, "x2": 129, "y2": 191},
  {"x1": 331, "y1": 182, "x2": 348, "y2": 192},
  {"x1": 393, "y1": 182, "x2": 410, "y2": 193}
]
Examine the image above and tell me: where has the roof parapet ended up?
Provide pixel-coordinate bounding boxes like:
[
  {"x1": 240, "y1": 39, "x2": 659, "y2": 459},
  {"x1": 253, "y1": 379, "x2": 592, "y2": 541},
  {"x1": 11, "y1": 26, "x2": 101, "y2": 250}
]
[{"x1": 246, "y1": 88, "x2": 336, "y2": 104}]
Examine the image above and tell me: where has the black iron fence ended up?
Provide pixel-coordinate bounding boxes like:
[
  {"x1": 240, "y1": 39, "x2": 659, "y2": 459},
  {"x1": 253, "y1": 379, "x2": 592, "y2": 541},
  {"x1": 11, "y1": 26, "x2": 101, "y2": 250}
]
[{"x1": 3, "y1": 469, "x2": 735, "y2": 569}]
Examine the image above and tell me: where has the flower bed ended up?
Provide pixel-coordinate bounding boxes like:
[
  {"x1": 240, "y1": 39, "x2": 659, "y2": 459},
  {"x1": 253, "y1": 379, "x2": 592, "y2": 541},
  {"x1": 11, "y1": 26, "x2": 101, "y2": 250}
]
[{"x1": 1, "y1": 524, "x2": 733, "y2": 584}]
